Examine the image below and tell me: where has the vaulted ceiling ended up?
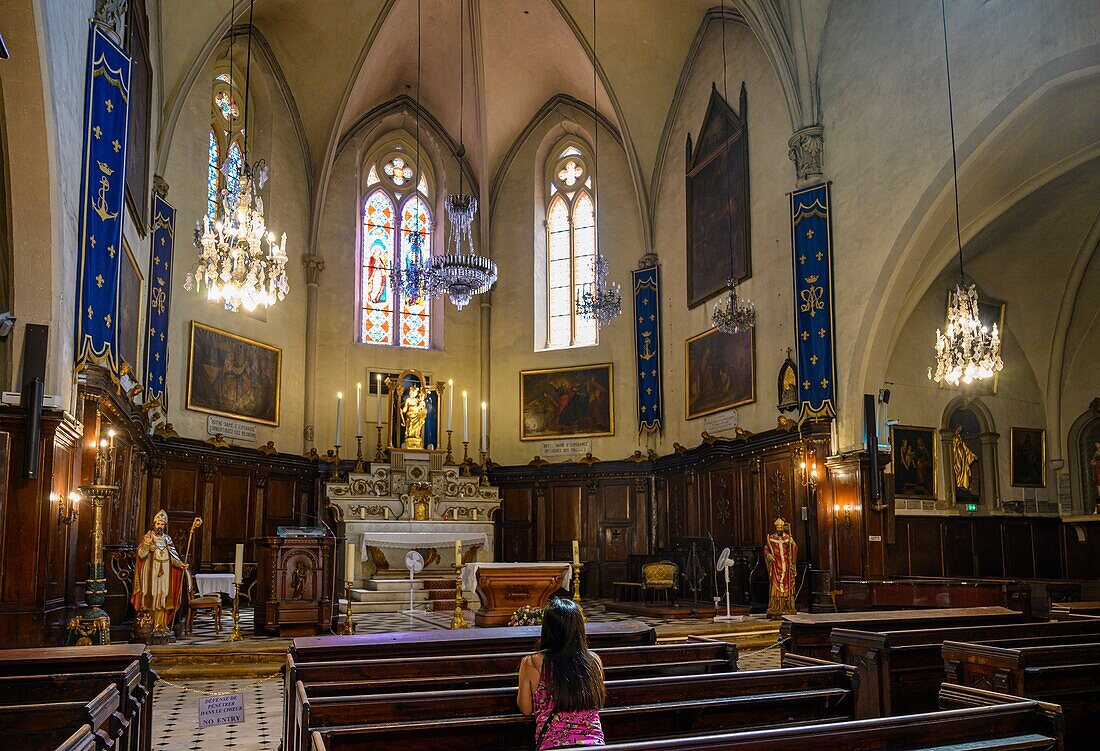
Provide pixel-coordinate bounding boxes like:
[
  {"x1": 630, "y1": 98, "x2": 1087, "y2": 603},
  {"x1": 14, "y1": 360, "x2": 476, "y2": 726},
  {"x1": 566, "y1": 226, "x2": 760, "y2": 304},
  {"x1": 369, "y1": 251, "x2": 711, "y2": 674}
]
[{"x1": 156, "y1": 1, "x2": 807, "y2": 219}]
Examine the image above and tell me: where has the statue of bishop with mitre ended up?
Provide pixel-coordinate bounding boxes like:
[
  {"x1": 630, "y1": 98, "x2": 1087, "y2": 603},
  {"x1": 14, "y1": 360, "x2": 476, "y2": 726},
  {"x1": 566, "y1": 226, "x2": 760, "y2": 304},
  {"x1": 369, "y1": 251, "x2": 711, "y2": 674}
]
[{"x1": 132, "y1": 509, "x2": 188, "y2": 643}]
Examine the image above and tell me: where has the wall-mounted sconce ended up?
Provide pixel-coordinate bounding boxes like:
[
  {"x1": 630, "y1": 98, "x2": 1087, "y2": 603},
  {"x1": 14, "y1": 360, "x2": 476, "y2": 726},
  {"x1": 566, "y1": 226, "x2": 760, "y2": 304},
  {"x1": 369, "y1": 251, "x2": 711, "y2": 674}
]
[
  {"x1": 57, "y1": 491, "x2": 80, "y2": 532},
  {"x1": 834, "y1": 502, "x2": 853, "y2": 530},
  {"x1": 794, "y1": 437, "x2": 820, "y2": 490}
]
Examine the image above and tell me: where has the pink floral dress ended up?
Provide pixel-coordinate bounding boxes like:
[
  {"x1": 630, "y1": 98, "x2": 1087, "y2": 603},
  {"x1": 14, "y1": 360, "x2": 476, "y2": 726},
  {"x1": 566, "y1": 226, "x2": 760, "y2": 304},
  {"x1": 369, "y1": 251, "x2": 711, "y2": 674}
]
[{"x1": 532, "y1": 676, "x2": 605, "y2": 749}]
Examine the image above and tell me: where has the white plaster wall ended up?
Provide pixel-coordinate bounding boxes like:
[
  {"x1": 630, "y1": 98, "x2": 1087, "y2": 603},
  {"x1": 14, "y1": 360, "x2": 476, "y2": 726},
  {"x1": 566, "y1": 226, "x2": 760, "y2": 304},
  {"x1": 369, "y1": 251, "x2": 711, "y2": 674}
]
[
  {"x1": 35, "y1": 0, "x2": 94, "y2": 405},
  {"x1": 817, "y1": 0, "x2": 1100, "y2": 448},
  {"x1": 310, "y1": 120, "x2": 484, "y2": 455},
  {"x1": 161, "y1": 56, "x2": 309, "y2": 448},
  {"x1": 649, "y1": 18, "x2": 794, "y2": 451}
]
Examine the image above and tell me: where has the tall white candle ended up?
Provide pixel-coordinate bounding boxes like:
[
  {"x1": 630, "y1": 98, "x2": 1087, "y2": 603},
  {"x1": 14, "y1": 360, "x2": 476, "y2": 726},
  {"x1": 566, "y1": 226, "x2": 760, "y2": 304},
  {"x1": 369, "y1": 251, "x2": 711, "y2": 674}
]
[
  {"x1": 234, "y1": 543, "x2": 244, "y2": 585},
  {"x1": 376, "y1": 374, "x2": 383, "y2": 424},
  {"x1": 447, "y1": 379, "x2": 454, "y2": 432},
  {"x1": 345, "y1": 542, "x2": 356, "y2": 583},
  {"x1": 462, "y1": 391, "x2": 469, "y2": 442},
  {"x1": 356, "y1": 383, "x2": 362, "y2": 436},
  {"x1": 481, "y1": 402, "x2": 488, "y2": 452},
  {"x1": 335, "y1": 392, "x2": 343, "y2": 447}
]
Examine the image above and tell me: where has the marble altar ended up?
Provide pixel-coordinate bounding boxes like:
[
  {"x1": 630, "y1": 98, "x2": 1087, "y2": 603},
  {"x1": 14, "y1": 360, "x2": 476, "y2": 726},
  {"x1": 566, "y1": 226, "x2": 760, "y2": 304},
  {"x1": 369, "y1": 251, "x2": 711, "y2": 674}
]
[{"x1": 325, "y1": 448, "x2": 501, "y2": 614}]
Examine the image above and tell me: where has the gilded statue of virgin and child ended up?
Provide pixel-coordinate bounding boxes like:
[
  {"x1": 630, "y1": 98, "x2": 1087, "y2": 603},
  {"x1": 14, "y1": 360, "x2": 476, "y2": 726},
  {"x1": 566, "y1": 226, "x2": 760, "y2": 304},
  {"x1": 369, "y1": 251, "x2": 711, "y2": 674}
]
[{"x1": 400, "y1": 384, "x2": 429, "y2": 449}]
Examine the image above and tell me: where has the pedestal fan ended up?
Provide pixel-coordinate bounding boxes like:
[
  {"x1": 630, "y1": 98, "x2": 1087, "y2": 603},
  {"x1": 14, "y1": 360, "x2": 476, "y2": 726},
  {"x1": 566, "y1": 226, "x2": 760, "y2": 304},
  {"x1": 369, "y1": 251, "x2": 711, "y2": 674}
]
[
  {"x1": 403, "y1": 550, "x2": 425, "y2": 614},
  {"x1": 714, "y1": 547, "x2": 744, "y2": 622}
]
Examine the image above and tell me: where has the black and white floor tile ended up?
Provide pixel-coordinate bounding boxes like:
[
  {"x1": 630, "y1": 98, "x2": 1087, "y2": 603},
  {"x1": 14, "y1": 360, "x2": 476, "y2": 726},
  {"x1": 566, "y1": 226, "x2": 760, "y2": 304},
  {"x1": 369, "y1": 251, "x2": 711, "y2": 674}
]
[{"x1": 153, "y1": 677, "x2": 282, "y2": 751}]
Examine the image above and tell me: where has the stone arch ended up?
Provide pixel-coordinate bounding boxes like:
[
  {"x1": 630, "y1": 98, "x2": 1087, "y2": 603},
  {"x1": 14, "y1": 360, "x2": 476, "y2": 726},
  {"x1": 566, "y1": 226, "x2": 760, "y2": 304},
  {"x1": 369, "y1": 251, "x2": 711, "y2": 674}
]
[
  {"x1": 1067, "y1": 406, "x2": 1100, "y2": 515},
  {"x1": 939, "y1": 396, "x2": 1001, "y2": 509}
]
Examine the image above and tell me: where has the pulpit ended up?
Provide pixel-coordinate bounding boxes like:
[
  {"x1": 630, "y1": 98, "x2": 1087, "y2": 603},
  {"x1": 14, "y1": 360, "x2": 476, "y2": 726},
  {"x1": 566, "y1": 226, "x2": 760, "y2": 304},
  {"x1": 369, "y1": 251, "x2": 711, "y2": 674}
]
[{"x1": 254, "y1": 534, "x2": 334, "y2": 637}]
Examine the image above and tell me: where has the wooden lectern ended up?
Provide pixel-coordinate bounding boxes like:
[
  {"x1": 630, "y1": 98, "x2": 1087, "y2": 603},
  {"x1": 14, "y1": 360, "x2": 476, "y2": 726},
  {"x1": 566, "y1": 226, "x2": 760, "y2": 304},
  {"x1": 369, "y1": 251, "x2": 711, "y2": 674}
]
[{"x1": 254, "y1": 535, "x2": 334, "y2": 637}]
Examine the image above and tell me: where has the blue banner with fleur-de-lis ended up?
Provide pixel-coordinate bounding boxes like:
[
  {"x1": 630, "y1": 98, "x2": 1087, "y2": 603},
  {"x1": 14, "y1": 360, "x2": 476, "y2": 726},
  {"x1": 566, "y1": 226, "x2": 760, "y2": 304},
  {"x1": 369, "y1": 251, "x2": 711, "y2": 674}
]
[
  {"x1": 632, "y1": 265, "x2": 664, "y2": 435},
  {"x1": 791, "y1": 183, "x2": 837, "y2": 422},
  {"x1": 74, "y1": 25, "x2": 132, "y2": 379},
  {"x1": 144, "y1": 194, "x2": 175, "y2": 410}
]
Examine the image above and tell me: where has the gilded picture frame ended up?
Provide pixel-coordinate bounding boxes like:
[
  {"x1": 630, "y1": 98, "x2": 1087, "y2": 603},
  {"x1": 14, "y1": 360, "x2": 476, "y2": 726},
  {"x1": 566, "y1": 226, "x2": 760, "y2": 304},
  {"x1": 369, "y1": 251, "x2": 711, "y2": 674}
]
[
  {"x1": 520, "y1": 363, "x2": 614, "y2": 441},
  {"x1": 186, "y1": 321, "x2": 282, "y2": 425},
  {"x1": 890, "y1": 424, "x2": 938, "y2": 500},
  {"x1": 1010, "y1": 427, "x2": 1046, "y2": 488},
  {"x1": 685, "y1": 327, "x2": 755, "y2": 420}
]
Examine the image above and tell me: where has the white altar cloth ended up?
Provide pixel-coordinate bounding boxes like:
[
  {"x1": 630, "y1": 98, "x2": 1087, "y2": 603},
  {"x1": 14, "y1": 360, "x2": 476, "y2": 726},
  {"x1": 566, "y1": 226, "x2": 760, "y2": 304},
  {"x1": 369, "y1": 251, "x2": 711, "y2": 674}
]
[
  {"x1": 194, "y1": 573, "x2": 235, "y2": 597},
  {"x1": 360, "y1": 531, "x2": 490, "y2": 558},
  {"x1": 462, "y1": 562, "x2": 573, "y2": 594}
]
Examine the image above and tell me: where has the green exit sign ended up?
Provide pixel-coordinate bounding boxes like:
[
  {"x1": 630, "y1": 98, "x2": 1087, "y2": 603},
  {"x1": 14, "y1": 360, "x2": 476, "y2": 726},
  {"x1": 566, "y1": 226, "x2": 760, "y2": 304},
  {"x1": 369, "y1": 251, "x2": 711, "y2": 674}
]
[{"x1": 965, "y1": 503, "x2": 978, "y2": 513}]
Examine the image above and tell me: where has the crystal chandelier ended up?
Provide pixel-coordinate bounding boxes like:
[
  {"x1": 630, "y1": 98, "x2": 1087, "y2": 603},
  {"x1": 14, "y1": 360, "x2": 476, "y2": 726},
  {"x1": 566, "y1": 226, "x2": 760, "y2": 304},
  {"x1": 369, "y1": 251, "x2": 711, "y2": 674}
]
[
  {"x1": 928, "y1": 0, "x2": 1003, "y2": 387},
  {"x1": 393, "y1": 0, "x2": 497, "y2": 312},
  {"x1": 711, "y1": 276, "x2": 756, "y2": 334},
  {"x1": 576, "y1": 254, "x2": 622, "y2": 327},
  {"x1": 187, "y1": 161, "x2": 288, "y2": 312},
  {"x1": 187, "y1": 0, "x2": 289, "y2": 313},
  {"x1": 576, "y1": 0, "x2": 621, "y2": 328},
  {"x1": 929, "y1": 284, "x2": 1002, "y2": 386}
]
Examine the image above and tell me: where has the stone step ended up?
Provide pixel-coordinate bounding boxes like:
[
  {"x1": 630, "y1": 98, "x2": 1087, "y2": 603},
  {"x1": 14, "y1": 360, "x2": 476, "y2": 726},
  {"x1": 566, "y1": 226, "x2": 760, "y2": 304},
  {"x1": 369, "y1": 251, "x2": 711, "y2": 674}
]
[
  {"x1": 341, "y1": 600, "x2": 436, "y2": 615},
  {"x1": 350, "y1": 588, "x2": 429, "y2": 604},
  {"x1": 363, "y1": 578, "x2": 425, "y2": 592}
]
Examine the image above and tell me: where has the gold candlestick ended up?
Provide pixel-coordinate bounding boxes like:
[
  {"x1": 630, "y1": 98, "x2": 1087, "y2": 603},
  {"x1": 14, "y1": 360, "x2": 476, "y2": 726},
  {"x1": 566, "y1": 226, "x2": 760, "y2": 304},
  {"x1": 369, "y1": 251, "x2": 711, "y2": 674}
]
[
  {"x1": 227, "y1": 585, "x2": 243, "y2": 642},
  {"x1": 460, "y1": 441, "x2": 471, "y2": 476},
  {"x1": 450, "y1": 563, "x2": 469, "y2": 629},
  {"x1": 340, "y1": 581, "x2": 356, "y2": 635},
  {"x1": 479, "y1": 451, "x2": 490, "y2": 486},
  {"x1": 444, "y1": 430, "x2": 455, "y2": 464},
  {"x1": 374, "y1": 425, "x2": 386, "y2": 462},
  {"x1": 573, "y1": 562, "x2": 583, "y2": 603},
  {"x1": 354, "y1": 435, "x2": 365, "y2": 473}
]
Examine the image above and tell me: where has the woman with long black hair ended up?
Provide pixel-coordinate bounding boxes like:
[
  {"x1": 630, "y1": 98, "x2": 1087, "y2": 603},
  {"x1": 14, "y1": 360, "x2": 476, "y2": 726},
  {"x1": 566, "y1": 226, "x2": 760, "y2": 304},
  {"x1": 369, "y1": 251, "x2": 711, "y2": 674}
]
[{"x1": 517, "y1": 597, "x2": 606, "y2": 748}]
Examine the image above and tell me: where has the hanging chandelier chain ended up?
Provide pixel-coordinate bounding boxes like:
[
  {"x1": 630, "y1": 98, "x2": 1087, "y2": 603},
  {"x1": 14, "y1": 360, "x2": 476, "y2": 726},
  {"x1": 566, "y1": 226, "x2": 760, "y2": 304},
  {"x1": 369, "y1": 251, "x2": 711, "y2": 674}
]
[
  {"x1": 242, "y1": 0, "x2": 255, "y2": 162},
  {"x1": 711, "y1": 0, "x2": 756, "y2": 336},
  {"x1": 458, "y1": 0, "x2": 465, "y2": 195},
  {"x1": 941, "y1": 0, "x2": 964, "y2": 284}
]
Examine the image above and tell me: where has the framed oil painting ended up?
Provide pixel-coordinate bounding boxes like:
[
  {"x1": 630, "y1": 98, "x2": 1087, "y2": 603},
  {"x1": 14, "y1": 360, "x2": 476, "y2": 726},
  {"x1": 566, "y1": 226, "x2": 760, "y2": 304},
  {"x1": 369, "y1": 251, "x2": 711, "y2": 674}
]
[
  {"x1": 1010, "y1": 427, "x2": 1046, "y2": 488},
  {"x1": 685, "y1": 327, "x2": 755, "y2": 420},
  {"x1": 118, "y1": 239, "x2": 143, "y2": 375},
  {"x1": 521, "y1": 364, "x2": 613, "y2": 441},
  {"x1": 686, "y1": 84, "x2": 750, "y2": 308},
  {"x1": 186, "y1": 321, "x2": 282, "y2": 425},
  {"x1": 891, "y1": 425, "x2": 937, "y2": 500}
]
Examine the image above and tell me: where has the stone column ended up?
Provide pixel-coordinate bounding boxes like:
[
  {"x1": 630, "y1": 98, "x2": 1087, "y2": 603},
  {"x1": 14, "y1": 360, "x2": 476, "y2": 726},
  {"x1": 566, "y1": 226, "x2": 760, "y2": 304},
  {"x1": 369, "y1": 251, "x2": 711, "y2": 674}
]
[
  {"x1": 979, "y1": 431, "x2": 1002, "y2": 511},
  {"x1": 302, "y1": 255, "x2": 325, "y2": 452},
  {"x1": 788, "y1": 125, "x2": 825, "y2": 186},
  {"x1": 480, "y1": 293, "x2": 492, "y2": 457}
]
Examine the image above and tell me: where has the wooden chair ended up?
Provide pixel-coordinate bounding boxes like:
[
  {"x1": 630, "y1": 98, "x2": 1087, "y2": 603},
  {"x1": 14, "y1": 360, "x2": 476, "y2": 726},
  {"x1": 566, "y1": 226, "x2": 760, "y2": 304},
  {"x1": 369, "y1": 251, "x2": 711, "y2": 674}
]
[
  {"x1": 184, "y1": 571, "x2": 222, "y2": 636},
  {"x1": 642, "y1": 561, "x2": 678, "y2": 606}
]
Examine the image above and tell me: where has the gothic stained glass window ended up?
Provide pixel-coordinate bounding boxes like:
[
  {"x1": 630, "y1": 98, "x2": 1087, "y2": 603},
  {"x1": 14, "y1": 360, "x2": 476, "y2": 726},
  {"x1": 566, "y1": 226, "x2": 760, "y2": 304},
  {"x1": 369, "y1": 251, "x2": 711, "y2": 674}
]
[
  {"x1": 544, "y1": 146, "x2": 597, "y2": 348},
  {"x1": 224, "y1": 141, "x2": 243, "y2": 213},
  {"x1": 360, "y1": 186, "x2": 433, "y2": 349},
  {"x1": 207, "y1": 130, "x2": 219, "y2": 219},
  {"x1": 361, "y1": 190, "x2": 395, "y2": 345},
  {"x1": 214, "y1": 90, "x2": 239, "y2": 120}
]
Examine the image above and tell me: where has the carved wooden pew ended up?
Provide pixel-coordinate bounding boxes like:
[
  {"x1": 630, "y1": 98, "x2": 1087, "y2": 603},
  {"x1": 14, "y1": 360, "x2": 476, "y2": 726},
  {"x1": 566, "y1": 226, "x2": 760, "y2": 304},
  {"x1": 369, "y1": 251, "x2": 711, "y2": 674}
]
[
  {"x1": 943, "y1": 635, "x2": 1100, "y2": 750},
  {"x1": 309, "y1": 684, "x2": 1062, "y2": 751},
  {"x1": 56, "y1": 726, "x2": 100, "y2": 751},
  {"x1": 300, "y1": 665, "x2": 855, "y2": 751},
  {"x1": 284, "y1": 621, "x2": 655, "y2": 748},
  {"x1": 0, "y1": 645, "x2": 154, "y2": 751},
  {"x1": 0, "y1": 684, "x2": 121, "y2": 750},
  {"x1": 780, "y1": 607, "x2": 1030, "y2": 660},
  {"x1": 829, "y1": 617, "x2": 1100, "y2": 718}
]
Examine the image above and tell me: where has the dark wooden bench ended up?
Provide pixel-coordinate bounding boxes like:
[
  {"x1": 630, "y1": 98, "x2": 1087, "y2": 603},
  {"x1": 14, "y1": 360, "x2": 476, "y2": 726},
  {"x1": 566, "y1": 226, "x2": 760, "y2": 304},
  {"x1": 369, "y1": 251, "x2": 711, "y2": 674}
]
[
  {"x1": 309, "y1": 683, "x2": 1062, "y2": 751},
  {"x1": 301, "y1": 664, "x2": 855, "y2": 751},
  {"x1": 56, "y1": 726, "x2": 100, "y2": 751},
  {"x1": 0, "y1": 645, "x2": 155, "y2": 751},
  {"x1": 830, "y1": 617, "x2": 1100, "y2": 717},
  {"x1": 0, "y1": 684, "x2": 121, "y2": 750},
  {"x1": 943, "y1": 635, "x2": 1100, "y2": 749},
  {"x1": 284, "y1": 620, "x2": 655, "y2": 747},
  {"x1": 781, "y1": 607, "x2": 1030, "y2": 660}
]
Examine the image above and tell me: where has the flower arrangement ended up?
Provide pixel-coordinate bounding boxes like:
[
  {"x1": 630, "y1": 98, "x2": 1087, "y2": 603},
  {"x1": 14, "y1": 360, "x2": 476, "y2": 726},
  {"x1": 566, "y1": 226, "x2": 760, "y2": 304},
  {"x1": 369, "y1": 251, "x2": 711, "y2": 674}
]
[{"x1": 508, "y1": 604, "x2": 545, "y2": 627}]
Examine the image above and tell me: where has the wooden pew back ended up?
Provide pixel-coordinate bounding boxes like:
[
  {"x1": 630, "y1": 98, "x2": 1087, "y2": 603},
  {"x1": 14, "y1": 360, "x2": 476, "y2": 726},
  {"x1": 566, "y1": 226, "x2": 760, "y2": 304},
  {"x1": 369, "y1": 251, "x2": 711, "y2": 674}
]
[{"x1": 0, "y1": 685, "x2": 120, "y2": 751}]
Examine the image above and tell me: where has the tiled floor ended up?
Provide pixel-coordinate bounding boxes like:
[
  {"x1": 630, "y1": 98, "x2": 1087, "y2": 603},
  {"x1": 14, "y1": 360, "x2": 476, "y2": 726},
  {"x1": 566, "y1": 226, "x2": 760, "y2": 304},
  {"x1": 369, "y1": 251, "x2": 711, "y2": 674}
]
[
  {"x1": 153, "y1": 677, "x2": 282, "y2": 751},
  {"x1": 156, "y1": 598, "x2": 780, "y2": 749}
]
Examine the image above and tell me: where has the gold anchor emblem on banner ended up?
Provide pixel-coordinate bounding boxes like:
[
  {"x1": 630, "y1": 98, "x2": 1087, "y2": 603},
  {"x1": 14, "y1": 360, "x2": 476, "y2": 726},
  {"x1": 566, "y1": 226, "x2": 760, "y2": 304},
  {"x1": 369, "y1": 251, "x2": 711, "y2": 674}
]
[
  {"x1": 640, "y1": 332, "x2": 656, "y2": 361},
  {"x1": 92, "y1": 161, "x2": 119, "y2": 222}
]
